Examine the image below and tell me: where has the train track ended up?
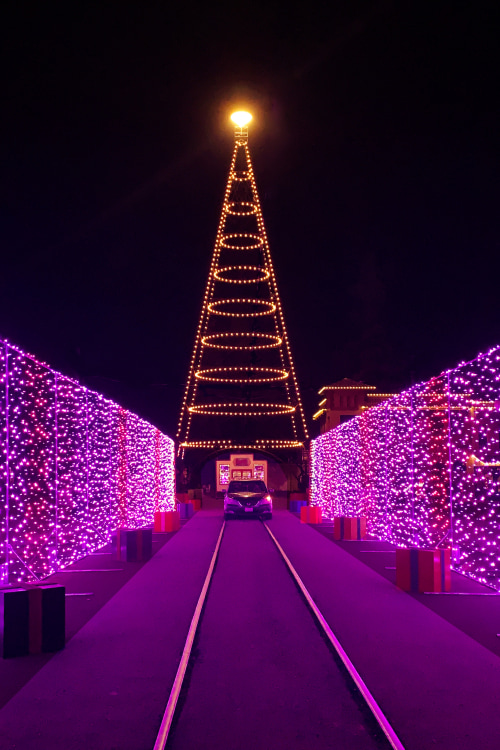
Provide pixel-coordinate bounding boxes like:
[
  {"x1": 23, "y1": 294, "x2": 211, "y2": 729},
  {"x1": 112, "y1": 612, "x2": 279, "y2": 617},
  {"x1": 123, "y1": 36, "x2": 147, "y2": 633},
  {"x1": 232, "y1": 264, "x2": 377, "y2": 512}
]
[{"x1": 153, "y1": 518, "x2": 405, "y2": 750}]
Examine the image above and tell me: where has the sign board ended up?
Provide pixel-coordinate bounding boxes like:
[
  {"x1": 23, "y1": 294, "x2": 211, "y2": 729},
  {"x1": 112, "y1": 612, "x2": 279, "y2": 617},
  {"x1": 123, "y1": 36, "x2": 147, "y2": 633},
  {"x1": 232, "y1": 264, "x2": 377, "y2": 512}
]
[{"x1": 216, "y1": 454, "x2": 268, "y2": 492}]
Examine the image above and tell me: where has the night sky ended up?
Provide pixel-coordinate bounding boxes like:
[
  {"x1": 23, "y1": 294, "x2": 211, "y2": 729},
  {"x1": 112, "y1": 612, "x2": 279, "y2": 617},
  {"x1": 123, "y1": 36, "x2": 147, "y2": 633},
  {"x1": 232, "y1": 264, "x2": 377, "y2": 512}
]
[{"x1": 2, "y1": 1, "x2": 498, "y2": 438}]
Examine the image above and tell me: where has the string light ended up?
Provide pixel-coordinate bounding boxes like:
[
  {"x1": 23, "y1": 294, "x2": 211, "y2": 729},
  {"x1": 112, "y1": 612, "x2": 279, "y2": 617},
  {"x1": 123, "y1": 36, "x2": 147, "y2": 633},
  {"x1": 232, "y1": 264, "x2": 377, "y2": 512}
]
[
  {"x1": 318, "y1": 384, "x2": 377, "y2": 393},
  {"x1": 220, "y1": 233, "x2": 265, "y2": 250},
  {"x1": 213, "y1": 265, "x2": 271, "y2": 284},
  {"x1": 201, "y1": 332, "x2": 282, "y2": 350},
  {"x1": 0, "y1": 338, "x2": 175, "y2": 585},
  {"x1": 181, "y1": 439, "x2": 303, "y2": 449},
  {"x1": 310, "y1": 345, "x2": 500, "y2": 590},
  {"x1": 224, "y1": 201, "x2": 258, "y2": 216},
  {"x1": 176, "y1": 111, "x2": 308, "y2": 451},
  {"x1": 194, "y1": 366, "x2": 288, "y2": 384},
  {"x1": 188, "y1": 402, "x2": 296, "y2": 417},
  {"x1": 312, "y1": 408, "x2": 326, "y2": 420},
  {"x1": 207, "y1": 298, "x2": 276, "y2": 316}
]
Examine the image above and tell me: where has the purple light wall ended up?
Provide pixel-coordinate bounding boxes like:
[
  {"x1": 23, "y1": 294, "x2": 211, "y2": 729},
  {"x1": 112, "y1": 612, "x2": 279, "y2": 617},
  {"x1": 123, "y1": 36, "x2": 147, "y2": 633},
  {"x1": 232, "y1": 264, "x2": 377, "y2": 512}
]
[
  {"x1": 310, "y1": 346, "x2": 500, "y2": 589},
  {"x1": 0, "y1": 339, "x2": 175, "y2": 584}
]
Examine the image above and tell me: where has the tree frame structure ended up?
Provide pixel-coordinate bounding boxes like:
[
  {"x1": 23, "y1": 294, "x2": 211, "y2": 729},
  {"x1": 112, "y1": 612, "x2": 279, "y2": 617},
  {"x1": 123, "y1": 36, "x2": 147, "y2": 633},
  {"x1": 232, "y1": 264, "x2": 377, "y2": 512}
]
[{"x1": 177, "y1": 114, "x2": 308, "y2": 457}]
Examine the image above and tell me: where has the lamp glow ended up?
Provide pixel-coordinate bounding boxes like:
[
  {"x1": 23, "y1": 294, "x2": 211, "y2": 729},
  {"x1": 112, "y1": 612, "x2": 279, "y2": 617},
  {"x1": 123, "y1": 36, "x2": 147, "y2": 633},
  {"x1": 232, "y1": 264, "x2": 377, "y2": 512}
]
[{"x1": 230, "y1": 111, "x2": 252, "y2": 128}]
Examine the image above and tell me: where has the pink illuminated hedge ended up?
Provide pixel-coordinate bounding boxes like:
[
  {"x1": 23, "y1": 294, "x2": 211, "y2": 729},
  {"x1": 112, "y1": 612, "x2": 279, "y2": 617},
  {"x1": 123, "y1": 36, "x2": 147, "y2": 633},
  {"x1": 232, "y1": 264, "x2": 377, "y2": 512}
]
[
  {"x1": 0, "y1": 339, "x2": 175, "y2": 584},
  {"x1": 310, "y1": 346, "x2": 500, "y2": 589}
]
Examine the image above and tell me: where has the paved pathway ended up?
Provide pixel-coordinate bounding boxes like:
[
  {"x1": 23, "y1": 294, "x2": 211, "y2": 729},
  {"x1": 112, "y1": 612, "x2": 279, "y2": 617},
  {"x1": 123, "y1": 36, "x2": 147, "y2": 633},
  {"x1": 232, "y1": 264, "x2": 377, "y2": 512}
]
[
  {"x1": 0, "y1": 512, "x2": 223, "y2": 750},
  {"x1": 167, "y1": 519, "x2": 386, "y2": 750},
  {"x1": 2, "y1": 511, "x2": 500, "y2": 748},
  {"x1": 272, "y1": 513, "x2": 500, "y2": 750}
]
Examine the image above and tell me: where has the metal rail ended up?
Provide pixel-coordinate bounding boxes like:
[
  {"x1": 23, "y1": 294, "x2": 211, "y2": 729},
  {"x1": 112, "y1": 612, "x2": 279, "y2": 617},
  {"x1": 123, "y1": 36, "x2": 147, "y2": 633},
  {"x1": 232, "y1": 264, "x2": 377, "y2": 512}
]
[
  {"x1": 153, "y1": 521, "x2": 226, "y2": 750},
  {"x1": 263, "y1": 521, "x2": 406, "y2": 750},
  {"x1": 154, "y1": 517, "x2": 405, "y2": 750}
]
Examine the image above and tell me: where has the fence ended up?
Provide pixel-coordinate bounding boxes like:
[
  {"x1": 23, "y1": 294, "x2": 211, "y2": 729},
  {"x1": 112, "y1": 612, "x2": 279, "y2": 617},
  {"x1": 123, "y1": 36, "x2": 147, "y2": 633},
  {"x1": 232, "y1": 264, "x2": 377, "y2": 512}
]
[
  {"x1": 310, "y1": 346, "x2": 500, "y2": 589},
  {"x1": 0, "y1": 339, "x2": 175, "y2": 584}
]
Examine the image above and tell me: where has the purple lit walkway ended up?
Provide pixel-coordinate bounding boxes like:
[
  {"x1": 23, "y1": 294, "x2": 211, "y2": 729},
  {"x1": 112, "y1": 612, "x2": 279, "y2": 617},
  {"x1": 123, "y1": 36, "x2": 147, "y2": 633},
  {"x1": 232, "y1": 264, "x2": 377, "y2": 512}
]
[
  {"x1": 166, "y1": 518, "x2": 383, "y2": 750},
  {"x1": 0, "y1": 513, "x2": 224, "y2": 749},
  {"x1": 2, "y1": 512, "x2": 500, "y2": 748}
]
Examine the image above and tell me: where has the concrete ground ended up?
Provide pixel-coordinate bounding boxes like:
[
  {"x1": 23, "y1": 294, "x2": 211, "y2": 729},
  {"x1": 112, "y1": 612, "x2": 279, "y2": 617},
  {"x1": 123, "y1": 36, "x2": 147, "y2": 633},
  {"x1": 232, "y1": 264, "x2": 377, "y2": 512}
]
[
  {"x1": 275, "y1": 513, "x2": 500, "y2": 749},
  {"x1": 0, "y1": 528, "x2": 179, "y2": 709},
  {"x1": 167, "y1": 519, "x2": 387, "y2": 750},
  {"x1": 311, "y1": 519, "x2": 500, "y2": 659},
  {"x1": 0, "y1": 513, "x2": 224, "y2": 750},
  {"x1": 1, "y1": 510, "x2": 500, "y2": 748}
]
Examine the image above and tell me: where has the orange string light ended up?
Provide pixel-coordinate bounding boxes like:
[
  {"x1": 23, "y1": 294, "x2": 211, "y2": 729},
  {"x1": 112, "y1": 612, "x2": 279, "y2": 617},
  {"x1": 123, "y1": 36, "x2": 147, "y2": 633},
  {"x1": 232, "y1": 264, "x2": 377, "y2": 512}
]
[{"x1": 176, "y1": 114, "x2": 309, "y2": 450}]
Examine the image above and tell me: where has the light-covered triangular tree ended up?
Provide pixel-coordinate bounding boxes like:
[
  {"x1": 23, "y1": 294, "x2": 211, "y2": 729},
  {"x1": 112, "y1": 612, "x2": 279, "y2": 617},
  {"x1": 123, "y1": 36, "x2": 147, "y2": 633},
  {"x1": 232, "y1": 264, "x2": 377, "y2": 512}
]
[{"x1": 177, "y1": 111, "x2": 308, "y2": 456}]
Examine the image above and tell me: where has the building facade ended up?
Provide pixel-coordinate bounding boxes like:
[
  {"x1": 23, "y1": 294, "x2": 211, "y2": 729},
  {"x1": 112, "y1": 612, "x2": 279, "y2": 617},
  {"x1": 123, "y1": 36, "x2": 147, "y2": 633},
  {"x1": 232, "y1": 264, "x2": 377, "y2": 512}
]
[{"x1": 313, "y1": 378, "x2": 394, "y2": 434}]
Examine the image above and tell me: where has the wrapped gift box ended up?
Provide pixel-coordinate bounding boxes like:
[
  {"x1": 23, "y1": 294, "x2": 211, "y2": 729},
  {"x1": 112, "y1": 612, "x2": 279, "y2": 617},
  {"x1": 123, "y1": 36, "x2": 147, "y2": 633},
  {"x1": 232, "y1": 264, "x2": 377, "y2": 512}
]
[
  {"x1": 176, "y1": 493, "x2": 190, "y2": 503},
  {"x1": 112, "y1": 528, "x2": 153, "y2": 561},
  {"x1": 2, "y1": 584, "x2": 65, "y2": 658},
  {"x1": 290, "y1": 492, "x2": 308, "y2": 501},
  {"x1": 289, "y1": 499, "x2": 308, "y2": 513},
  {"x1": 191, "y1": 499, "x2": 201, "y2": 512},
  {"x1": 333, "y1": 517, "x2": 367, "y2": 540},
  {"x1": 300, "y1": 505, "x2": 322, "y2": 524},
  {"x1": 178, "y1": 502, "x2": 194, "y2": 520},
  {"x1": 154, "y1": 510, "x2": 180, "y2": 532},
  {"x1": 396, "y1": 548, "x2": 451, "y2": 592}
]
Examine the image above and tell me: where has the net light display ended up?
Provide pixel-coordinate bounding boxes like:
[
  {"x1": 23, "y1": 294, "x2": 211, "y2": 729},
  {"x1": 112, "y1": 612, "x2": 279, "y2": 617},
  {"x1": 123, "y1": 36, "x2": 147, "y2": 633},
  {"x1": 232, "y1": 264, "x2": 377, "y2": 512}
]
[
  {"x1": 310, "y1": 346, "x2": 500, "y2": 589},
  {"x1": 177, "y1": 110, "x2": 308, "y2": 454},
  {"x1": 0, "y1": 338, "x2": 175, "y2": 585}
]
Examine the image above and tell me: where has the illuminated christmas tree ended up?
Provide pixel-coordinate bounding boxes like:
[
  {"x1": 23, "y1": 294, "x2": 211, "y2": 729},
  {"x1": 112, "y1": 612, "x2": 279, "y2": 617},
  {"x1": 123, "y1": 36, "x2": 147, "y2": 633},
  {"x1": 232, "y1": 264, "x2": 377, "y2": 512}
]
[{"x1": 177, "y1": 111, "x2": 308, "y2": 455}]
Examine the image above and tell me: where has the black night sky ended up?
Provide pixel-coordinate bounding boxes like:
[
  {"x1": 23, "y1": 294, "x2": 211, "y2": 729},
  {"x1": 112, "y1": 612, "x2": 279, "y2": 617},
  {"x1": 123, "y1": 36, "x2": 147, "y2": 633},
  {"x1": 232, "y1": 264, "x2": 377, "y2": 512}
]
[{"x1": 2, "y1": 1, "x2": 499, "y2": 438}]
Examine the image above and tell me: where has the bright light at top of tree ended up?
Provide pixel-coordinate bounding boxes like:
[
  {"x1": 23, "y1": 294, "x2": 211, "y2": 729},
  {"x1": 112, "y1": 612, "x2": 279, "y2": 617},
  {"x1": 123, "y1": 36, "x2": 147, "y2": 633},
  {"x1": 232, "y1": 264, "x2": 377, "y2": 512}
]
[{"x1": 230, "y1": 111, "x2": 252, "y2": 128}]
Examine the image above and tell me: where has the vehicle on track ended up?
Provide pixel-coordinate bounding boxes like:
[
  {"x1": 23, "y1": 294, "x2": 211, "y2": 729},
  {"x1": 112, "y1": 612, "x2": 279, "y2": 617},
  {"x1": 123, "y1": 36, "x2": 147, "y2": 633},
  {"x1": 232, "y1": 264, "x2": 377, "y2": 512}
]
[{"x1": 223, "y1": 480, "x2": 273, "y2": 520}]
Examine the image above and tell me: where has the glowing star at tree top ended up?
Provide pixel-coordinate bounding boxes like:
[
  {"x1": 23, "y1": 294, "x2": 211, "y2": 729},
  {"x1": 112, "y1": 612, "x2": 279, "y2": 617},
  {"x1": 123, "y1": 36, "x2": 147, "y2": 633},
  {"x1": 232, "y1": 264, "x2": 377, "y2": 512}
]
[{"x1": 230, "y1": 111, "x2": 252, "y2": 128}]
